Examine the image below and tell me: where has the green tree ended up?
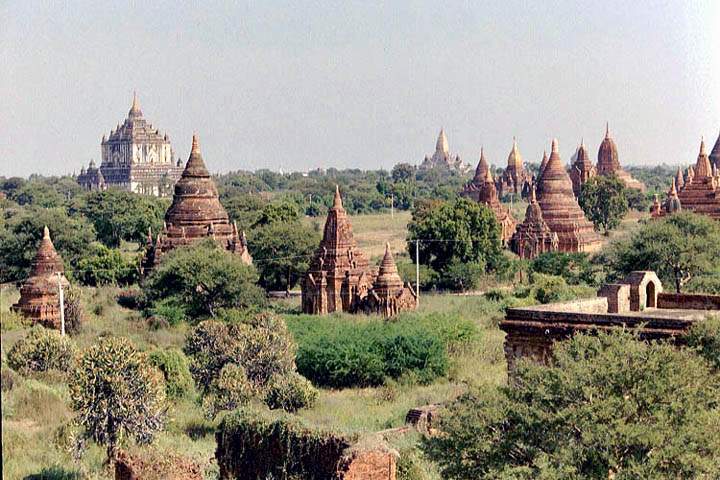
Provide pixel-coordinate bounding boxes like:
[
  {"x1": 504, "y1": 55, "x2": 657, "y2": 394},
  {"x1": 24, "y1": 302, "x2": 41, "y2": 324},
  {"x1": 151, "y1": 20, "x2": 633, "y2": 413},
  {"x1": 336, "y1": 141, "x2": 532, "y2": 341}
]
[
  {"x1": 424, "y1": 331, "x2": 720, "y2": 479},
  {"x1": 142, "y1": 240, "x2": 265, "y2": 318},
  {"x1": 530, "y1": 252, "x2": 596, "y2": 286},
  {"x1": 248, "y1": 222, "x2": 319, "y2": 292},
  {"x1": 69, "y1": 337, "x2": 167, "y2": 462},
  {"x1": 252, "y1": 201, "x2": 302, "y2": 228},
  {"x1": 70, "y1": 189, "x2": 167, "y2": 247},
  {"x1": 392, "y1": 163, "x2": 416, "y2": 183},
  {"x1": 75, "y1": 244, "x2": 139, "y2": 286},
  {"x1": 407, "y1": 197, "x2": 503, "y2": 276},
  {"x1": 0, "y1": 207, "x2": 96, "y2": 282},
  {"x1": 578, "y1": 174, "x2": 628, "y2": 233},
  {"x1": 220, "y1": 192, "x2": 267, "y2": 232},
  {"x1": 605, "y1": 212, "x2": 720, "y2": 293}
]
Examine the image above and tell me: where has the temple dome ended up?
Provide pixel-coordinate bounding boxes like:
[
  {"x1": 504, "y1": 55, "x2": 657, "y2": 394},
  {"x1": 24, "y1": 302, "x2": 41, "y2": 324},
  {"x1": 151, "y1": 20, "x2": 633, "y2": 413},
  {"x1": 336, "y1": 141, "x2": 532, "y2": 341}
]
[
  {"x1": 507, "y1": 138, "x2": 523, "y2": 171},
  {"x1": 597, "y1": 123, "x2": 620, "y2": 175}
]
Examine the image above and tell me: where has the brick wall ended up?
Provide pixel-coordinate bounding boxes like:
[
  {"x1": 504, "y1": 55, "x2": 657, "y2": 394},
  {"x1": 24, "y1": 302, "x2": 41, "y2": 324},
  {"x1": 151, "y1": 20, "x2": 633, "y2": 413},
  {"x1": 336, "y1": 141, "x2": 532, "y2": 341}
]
[{"x1": 658, "y1": 293, "x2": 720, "y2": 310}]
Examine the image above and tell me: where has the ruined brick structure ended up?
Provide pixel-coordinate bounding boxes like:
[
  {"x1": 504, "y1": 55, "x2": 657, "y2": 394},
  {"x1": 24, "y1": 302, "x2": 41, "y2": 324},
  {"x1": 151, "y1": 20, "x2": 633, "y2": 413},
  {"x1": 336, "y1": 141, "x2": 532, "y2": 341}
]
[
  {"x1": 12, "y1": 226, "x2": 70, "y2": 329},
  {"x1": 79, "y1": 92, "x2": 183, "y2": 196},
  {"x1": 596, "y1": 124, "x2": 646, "y2": 192},
  {"x1": 710, "y1": 129, "x2": 720, "y2": 171},
  {"x1": 419, "y1": 128, "x2": 469, "y2": 173},
  {"x1": 141, "y1": 134, "x2": 251, "y2": 273},
  {"x1": 500, "y1": 271, "x2": 719, "y2": 371},
  {"x1": 461, "y1": 148, "x2": 516, "y2": 244},
  {"x1": 534, "y1": 139, "x2": 602, "y2": 253},
  {"x1": 498, "y1": 138, "x2": 532, "y2": 198},
  {"x1": 510, "y1": 187, "x2": 559, "y2": 259},
  {"x1": 568, "y1": 141, "x2": 596, "y2": 197},
  {"x1": 360, "y1": 243, "x2": 417, "y2": 317},
  {"x1": 301, "y1": 186, "x2": 373, "y2": 314},
  {"x1": 657, "y1": 137, "x2": 720, "y2": 220}
]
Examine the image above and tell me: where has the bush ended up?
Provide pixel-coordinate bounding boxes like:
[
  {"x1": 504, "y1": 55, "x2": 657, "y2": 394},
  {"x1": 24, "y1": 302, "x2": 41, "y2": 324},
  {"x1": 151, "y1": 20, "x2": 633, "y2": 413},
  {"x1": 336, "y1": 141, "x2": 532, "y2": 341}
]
[
  {"x1": 1, "y1": 308, "x2": 31, "y2": 332},
  {"x1": 75, "y1": 244, "x2": 139, "y2": 286},
  {"x1": 148, "y1": 298, "x2": 187, "y2": 326},
  {"x1": 530, "y1": 252, "x2": 596, "y2": 286},
  {"x1": 439, "y1": 260, "x2": 486, "y2": 292},
  {"x1": 7, "y1": 326, "x2": 76, "y2": 374},
  {"x1": 289, "y1": 316, "x2": 454, "y2": 388},
  {"x1": 148, "y1": 348, "x2": 194, "y2": 400},
  {"x1": 63, "y1": 286, "x2": 84, "y2": 335},
  {"x1": 686, "y1": 317, "x2": 720, "y2": 371},
  {"x1": 116, "y1": 288, "x2": 142, "y2": 309},
  {"x1": 264, "y1": 372, "x2": 318, "y2": 412},
  {"x1": 530, "y1": 273, "x2": 573, "y2": 304},
  {"x1": 203, "y1": 363, "x2": 255, "y2": 418},
  {"x1": 1, "y1": 367, "x2": 16, "y2": 392}
]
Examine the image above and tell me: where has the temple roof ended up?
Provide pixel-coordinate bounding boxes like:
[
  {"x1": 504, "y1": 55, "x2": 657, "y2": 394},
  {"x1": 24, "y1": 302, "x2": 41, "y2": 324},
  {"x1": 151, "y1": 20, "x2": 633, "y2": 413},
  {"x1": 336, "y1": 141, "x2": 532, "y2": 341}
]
[
  {"x1": 31, "y1": 226, "x2": 65, "y2": 276},
  {"x1": 507, "y1": 138, "x2": 523, "y2": 170},
  {"x1": 695, "y1": 137, "x2": 712, "y2": 179},
  {"x1": 573, "y1": 140, "x2": 594, "y2": 172},
  {"x1": 675, "y1": 167, "x2": 685, "y2": 189},
  {"x1": 473, "y1": 148, "x2": 489, "y2": 182},
  {"x1": 128, "y1": 91, "x2": 142, "y2": 118},
  {"x1": 374, "y1": 242, "x2": 404, "y2": 290},
  {"x1": 711, "y1": 129, "x2": 720, "y2": 167},
  {"x1": 436, "y1": 128, "x2": 449, "y2": 154},
  {"x1": 538, "y1": 139, "x2": 575, "y2": 198},
  {"x1": 597, "y1": 123, "x2": 621, "y2": 175},
  {"x1": 103, "y1": 92, "x2": 168, "y2": 145},
  {"x1": 538, "y1": 150, "x2": 549, "y2": 180}
]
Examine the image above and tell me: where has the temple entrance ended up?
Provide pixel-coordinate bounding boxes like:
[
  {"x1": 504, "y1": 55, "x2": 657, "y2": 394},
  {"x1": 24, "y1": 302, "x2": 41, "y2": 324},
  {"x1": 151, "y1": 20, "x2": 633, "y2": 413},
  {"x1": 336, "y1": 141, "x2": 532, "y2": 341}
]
[{"x1": 646, "y1": 281, "x2": 656, "y2": 308}]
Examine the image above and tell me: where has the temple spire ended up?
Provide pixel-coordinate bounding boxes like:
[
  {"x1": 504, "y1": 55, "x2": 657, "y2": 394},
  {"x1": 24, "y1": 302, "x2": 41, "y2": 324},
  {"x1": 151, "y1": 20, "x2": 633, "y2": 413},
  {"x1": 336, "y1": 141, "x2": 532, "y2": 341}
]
[
  {"x1": 129, "y1": 91, "x2": 142, "y2": 117},
  {"x1": 191, "y1": 133, "x2": 200, "y2": 154},
  {"x1": 436, "y1": 128, "x2": 449, "y2": 154},
  {"x1": 551, "y1": 138, "x2": 559, "y2": 153},
  {"x1": 43, "y1": 225, "x2": 50, "y2": 240},
  {"x1": 333, "y1": 185, "x2": 343, "y2": 209},
  {"x1": 605, "y1": 122, "x2": 610, "y2": 138}
]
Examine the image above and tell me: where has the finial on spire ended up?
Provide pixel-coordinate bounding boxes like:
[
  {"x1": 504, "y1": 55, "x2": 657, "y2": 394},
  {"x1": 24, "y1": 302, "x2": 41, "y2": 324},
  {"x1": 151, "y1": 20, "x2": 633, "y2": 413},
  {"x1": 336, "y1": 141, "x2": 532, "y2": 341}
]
[
  {"x1": 530, "y1": 186, "x2": 537, "y2": 202},
  {"x1": 551, "y1": 138, "x2": 559, "y2": 153},
  {"x1": 191, "y1": 133, "x2": 200, "y2": 154},
  {"x1": 581, "y1": 137, "x2": 584, "y2": 148},
  {"x1": 43, "y1": 225, "x2": 50, "y2": 239},
  {"x1": 700, "y1": 136, "x2": 706, "y2": 155},
  {"x1": 605, "y1": 122, "x2": 610, "y2": 138},
  {"x1": 333, "y1": 185, "x2": 343, "y2": 208}
]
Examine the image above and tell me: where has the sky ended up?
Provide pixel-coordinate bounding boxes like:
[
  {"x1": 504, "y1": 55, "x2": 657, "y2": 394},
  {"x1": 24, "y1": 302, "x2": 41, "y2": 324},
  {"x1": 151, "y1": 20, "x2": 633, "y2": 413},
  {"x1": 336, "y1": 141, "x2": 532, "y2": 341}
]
[{"x1": 1, "y1": 0, "x2": 719, "y2": 177}]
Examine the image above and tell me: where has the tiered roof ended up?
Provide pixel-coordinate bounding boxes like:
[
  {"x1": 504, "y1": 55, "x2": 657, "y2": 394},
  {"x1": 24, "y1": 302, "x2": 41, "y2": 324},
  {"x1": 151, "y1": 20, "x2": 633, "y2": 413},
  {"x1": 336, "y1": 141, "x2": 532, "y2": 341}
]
[
  {"x1": 103, "y1": 93, "x2": 169, "y2": 145},
  {"x1": 510, "y1": 188, "x2": 559, "y2": 259},
  {"x1": 12, "y1": 226, "x2": 70, "y2": 329},
  {"x1": 536, "y1": 139, "x2": 602, "y2": 253},
  {"x1": 363, "y1": 243, "x2": 417, "y2": 317},
  {"x1": 596, "y1": 124, "x2": 646, "y2": 191}
]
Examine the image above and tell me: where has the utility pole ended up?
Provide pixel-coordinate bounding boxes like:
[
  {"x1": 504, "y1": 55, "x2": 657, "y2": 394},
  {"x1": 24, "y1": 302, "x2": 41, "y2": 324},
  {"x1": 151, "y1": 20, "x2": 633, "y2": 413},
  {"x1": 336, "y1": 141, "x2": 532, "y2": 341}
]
[
  {"x1": 57, "y1": 272, "x2": 65, "y2": 336},
  {"x1": 415, "y1": 239, "x2": 420, "y2": 306},
  {"x1": 390, "y1": 193, "x2": 394, "y2": 219}
]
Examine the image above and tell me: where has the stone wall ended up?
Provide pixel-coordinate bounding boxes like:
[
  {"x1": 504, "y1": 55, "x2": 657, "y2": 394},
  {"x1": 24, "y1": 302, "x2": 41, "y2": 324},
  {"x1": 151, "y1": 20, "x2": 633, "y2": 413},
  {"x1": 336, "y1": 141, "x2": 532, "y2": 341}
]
[{"x1": 657, "y1": 292, "x2": 720, "y2": 310}]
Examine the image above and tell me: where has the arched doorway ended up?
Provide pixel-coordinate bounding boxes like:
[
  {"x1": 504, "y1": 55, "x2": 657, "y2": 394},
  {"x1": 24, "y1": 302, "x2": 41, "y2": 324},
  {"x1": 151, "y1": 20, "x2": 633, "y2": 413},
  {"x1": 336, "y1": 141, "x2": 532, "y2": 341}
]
[{"x1": 645, "y1": 281, "x2": 656, "y2": 308}]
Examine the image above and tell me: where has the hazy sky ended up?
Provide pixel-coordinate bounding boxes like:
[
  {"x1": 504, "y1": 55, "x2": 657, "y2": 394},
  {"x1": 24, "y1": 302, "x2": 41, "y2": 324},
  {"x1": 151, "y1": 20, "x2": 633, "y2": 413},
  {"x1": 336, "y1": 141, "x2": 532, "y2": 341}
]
[{"x1": 2, "y1": 1, "x2": 719, "y2": 177}]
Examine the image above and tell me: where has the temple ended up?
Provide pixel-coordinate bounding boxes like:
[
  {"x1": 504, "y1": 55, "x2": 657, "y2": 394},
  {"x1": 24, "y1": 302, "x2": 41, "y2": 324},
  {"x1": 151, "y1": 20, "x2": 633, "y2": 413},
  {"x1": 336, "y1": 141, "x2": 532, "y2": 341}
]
[
  {"x1": 535, "y1": 139, "x2": 602, "y2": 253},
  {"x1": 657, "y1": 138, "x2": 720, "y2": 220},
  {"x1": 419, "y1": 129, "x2": 469, "y2": 172},
  {"x1": 12, "y1": 226, "x2": 70, "y2": 329},
  {"x1": 141, "y1": 134, "x2": 252, "y2": 273},
  {"x1": 500, "y1": 271, "x2": 720, "y2": 371},
  {"x1": 510, "y1": 188, "x2": 559, "y2": 259},
  {"x1": 78, "y1": 92, "x2": 183, "y2": 196},
  {"x1": 596, "y1": 124, "x2": 646, "y2": 191},
  {"x1": 359, "y1": 243, "x2": 417, "y2": 317},
  {"x1": 568, "y1": 141, "x2": 596, "y2": 197},
  {"x1": 461, "y1": 149, "x2": 516, "y2": 244},
  {"x1": 301, "y1": 186, "x2": 373, "y2": 314},
  {"x1": 77, "y1": 159, "x2": 106, "y2": 191},
  {"x1": 498, "y1": 138, "x2": 532, "y2": 198},
  {"x1": 710, "y1": 130, "x2": 720, "y2": 171}
]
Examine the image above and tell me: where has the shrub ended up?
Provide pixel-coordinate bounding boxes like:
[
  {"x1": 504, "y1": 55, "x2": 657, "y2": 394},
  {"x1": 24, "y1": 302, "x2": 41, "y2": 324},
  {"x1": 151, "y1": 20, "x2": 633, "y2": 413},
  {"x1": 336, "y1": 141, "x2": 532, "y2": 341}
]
[
  {"x1": 1, "y1": 367, "x2": 16, "y2": 392},
  {"x1": 264, "y1": 372, "x2": 318, "y2": 412},
  {"x1": 148, "y1": 298, "x2": 187, "y2": 326},
  {"x1": 7, "y1": 326, "x2": 76, "y2": 374},
  {"x1": 440, "y1": 260, "x2": 486, "y2": 292},
  {"x1": 63, "y1": 286, "x2": 85, "y2": 335},
  {"x1": 148, "y1": 348, "x2": 194, "y2": 400},
  {"x1": 116, "y1": 288, "x2": 141, "y2": 309},
  {"x1": 686, "y1": 317, "x2": 720, "y2": 371},
  {"x1": 202, "y1": 363, "x2": 255, "y2": 418},
  {"x1": 0, "y1": 308, "x2": 31, "y2": 332},
  {"x1": 530, "y1": 252, "x2": 596, "y2": 286},
  {"x1": 75, "y1": 244, "x2": 139, "y2": 286},
  {"x1": 530, "y1": 273, "x2": 572, "y2": 304}
]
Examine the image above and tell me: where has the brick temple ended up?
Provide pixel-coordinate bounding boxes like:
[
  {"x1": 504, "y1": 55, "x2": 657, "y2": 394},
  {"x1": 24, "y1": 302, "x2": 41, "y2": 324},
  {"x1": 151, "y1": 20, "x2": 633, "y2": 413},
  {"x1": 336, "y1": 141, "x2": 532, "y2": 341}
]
[
  {"x1": 656, "y1": 138, "x2": 720, "y2": 220},
  {"x1": 596, "y1": 124, "x2": 646, "y2": 192},
  {"x1": 360, "y1": 243, "x2": 417, "y2": 317},
  {"x1": 498, "y1": 138, "x2": 532, "y2": 198},
  {"x1": 500, "y1": 271, "x2": 720, "y2": 371},
  {"x1": 141, "y1": 134, "x2": 252, "y2": 273},
  {"x1": 534, "y1": 139, "x2": 602, "y2": 253},
  {"x1": 568, "y1": 141, "x2": 596, "y2": 197},
  {"x1": 510, "y1": 187, "x2": 559, "y2": 259},
  {"x1": 462, "y1": 148, "x2": 516, "y2": 244},
  {"x1": 12, "y1": 226, "x2": 70, "y2": 329},
  {"x1": 710, "y1": 129, "x2": 720, "y2": 171}
]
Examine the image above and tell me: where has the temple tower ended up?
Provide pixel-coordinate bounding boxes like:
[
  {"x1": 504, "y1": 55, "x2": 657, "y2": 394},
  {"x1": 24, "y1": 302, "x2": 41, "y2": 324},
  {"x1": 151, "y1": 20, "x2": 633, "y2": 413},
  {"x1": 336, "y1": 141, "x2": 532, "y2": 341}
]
[
  {"x1": 419, "y1": 128, "x2": 469, "y2": 172},
  {"x1": 499, "y1": 138, "x2": 532, "y2": 197},
  {"x1": 301, "y1": 186, "x2": 373, "y2": 314},
  {"x1": 710, "y1": 129, "x2": 720, "y2": 171},
  {"x1": 360, "y1": 243, "x2": 417, "y2": 317},
  {"x1": 510, "y1": 188, "x2": 559, "y2": 259},
  {"x1": 596, "y1": 123, "x2": 646, "y2": 191},
  {"x1": 536, "y1": 139, "x2": 602, "y2": 253},
  {"x1": 141, "y1": 134, "x2": 251, "y2": 272},
  {"x1": 12, "y1": 227, "x2": 71, "y2": 329},
  {"x1": 569, "y1": 140, "x2": 596, "y2": 197}
]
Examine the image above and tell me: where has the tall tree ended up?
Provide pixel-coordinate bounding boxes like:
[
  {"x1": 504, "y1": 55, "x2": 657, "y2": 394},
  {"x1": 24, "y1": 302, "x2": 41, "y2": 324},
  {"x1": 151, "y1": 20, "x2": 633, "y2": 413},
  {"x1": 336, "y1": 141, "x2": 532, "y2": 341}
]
[{"x1": 578, "y1": 174, "x2": 628, "y2": 234}]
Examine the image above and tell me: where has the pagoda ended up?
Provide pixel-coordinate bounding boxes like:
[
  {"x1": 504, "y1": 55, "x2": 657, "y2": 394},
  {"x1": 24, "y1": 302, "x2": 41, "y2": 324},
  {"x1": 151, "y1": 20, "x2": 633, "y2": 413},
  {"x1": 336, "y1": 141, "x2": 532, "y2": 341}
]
[
  {"x1": 536, "y1": 139, "x2": 602, "y2": 253},
  {"x1": 461, "y1": 149, "x2": 516, "y2": 244},
  {"x1": 301, "y1": 186, "x2": 373, "y2": 314},
  {"x1": 596, "y1": 124, "x2": 646, "y2": 192},
  {"x1": 77, "y1": 159, "x2": 106, "y2": 191},
  {"x1": 710, "y1": 129, "x2": 720, "y2": 171},
  {"x1": 419, "y1": 129, "x2": 469, "y2": 173},
  {"x1": 359, "y1": 243, "x2": 417, "y2": 317},
  {"x1": 536, "y1": 150, "x2": 549, "y2": 186},
  {"x1": 510, "y1": 188, "x2": 559, "y2": 259},
  {"x1": 498, "y1": 138, "x2": 532, "y2": 198},
  {"x1": 141, "y1": 134, "x2": 252, "y2": 273},
  {"x1": 675, "y1": 167, "x2": 685, "y2": 190},
  {"x1": 568, "y1": 141, "x2": 596, "y2": 197},
  {"x1": 659, "y1": 138, "x2": 720, "y2": 220},
  {"x1": 12, "y1": 226, "x2": 71, "y2": 329}
]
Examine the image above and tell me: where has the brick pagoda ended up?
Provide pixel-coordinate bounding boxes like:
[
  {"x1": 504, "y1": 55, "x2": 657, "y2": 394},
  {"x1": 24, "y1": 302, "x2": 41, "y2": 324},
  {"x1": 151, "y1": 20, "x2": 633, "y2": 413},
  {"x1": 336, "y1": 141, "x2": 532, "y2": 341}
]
[
  {"x1": 658, "y1": 138, "x2": 720, "y2": 220},
  {"x1": 535, "y1": 139, "x2": 602, "y2": 253},
  {"x1": 498, "y1": 138, "x2": 532, "y2": 198},
  {"x1": 12, "y1": 226, "x2": 70, "y2": 329},
  {"x1": 462, "y1": 148, "x2": 516, "y2": 244},
  {"x1": 597, "y1": 124, "x2": 646, "y2": 191},
  {"x1": 141, "y1": 134, "x2": 251, "y2": 273},
  {"x1": 360, "y1": 243, "x2": 417, "y2": 317},
  {"x1": 568, "y1": 141, "x2": 596, "y2": 197},
  {"x1": 301, "y1": 186, "x2": 373, "y2": 314},
  {"x1": 510, "y1": 187, "x2": 559, "y2": 259},
  {"x1": 710, "y1": 129, "x2": 720, "y2": 171}
]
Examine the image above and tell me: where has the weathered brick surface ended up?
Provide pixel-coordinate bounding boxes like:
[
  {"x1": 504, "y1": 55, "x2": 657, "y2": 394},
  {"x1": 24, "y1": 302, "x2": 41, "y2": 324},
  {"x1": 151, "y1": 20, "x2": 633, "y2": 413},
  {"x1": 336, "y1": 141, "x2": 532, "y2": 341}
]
[
  {"x1": 658, "y1": 293, "x2": 720, "y2": 310},
  {"x1": 339, "y1": 450, "x2": 397, "y2": 480}
]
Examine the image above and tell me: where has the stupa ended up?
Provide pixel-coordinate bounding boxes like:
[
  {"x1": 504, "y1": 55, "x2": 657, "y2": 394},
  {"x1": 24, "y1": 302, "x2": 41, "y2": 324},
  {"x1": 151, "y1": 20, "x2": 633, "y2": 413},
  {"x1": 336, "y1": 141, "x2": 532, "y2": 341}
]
[
  {"x1": 498, "y1": 138, "x2": 532, "y2": 198},
  {"x1": 675, "y1": 167, "x2": 685, "y2": 190},
  {"x1": 461, "y1": 149, "x2": 516, "y2": 244},
  {"x1": 12, "y1": 226, "x2": 71, "y2": 329},
  {"x1": 419, "y1": 129, "x2": 468, "y2": 172},
  {"x1": 710, "y1": 129, "x2": 720, "y2": 171},
  {"x1": 141, "y1": 134, "x2": 252, "y2": 273},
  {"x1": 510, "y1": 188, "x2": 559, "y2": 259},
  {"x1": 568, "y1": 140, "x2": 596, "y2": 197},
  {"x1": 360, "y1": 243, "x2": 417, "y2": 317},
  {"x1": 301, "y1": 186, "x2": 373, "y2": 314},
  {"x1": 536, "y1": 139, "x2": 602, "y2": 253},
  {"x1": 596, "y1": 124, "x2": 646, "y2": 191},
  {"x1": 659, "y1": 138, "x2": 720, "y2": 220},
  {"x1": 536, "y1": 150, "x2": 549, "y2": 186}
]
